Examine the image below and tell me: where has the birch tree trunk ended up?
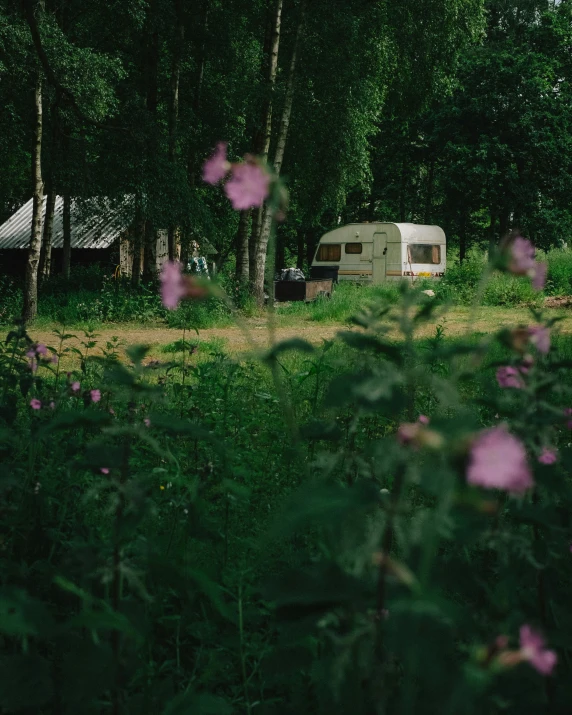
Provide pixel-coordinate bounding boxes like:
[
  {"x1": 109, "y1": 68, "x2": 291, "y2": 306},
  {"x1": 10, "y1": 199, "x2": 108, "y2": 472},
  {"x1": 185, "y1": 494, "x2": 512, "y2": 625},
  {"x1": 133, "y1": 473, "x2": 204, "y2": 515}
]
[
  {"x1": 167, "y1": 0, "x2": 184, "y2": 261},
  {"x1": 252, "y1": 3, "x2": 304, "y2": 303},
  {"x1": 23, "y1": 70, "x2": 44, "y2": 323},
  {"x1": 141, "y1": 0, "x2": 159, "y2": 278},
  {"x1": 235, "y1": 0, "x2": 282, "y2": 284},
  {"x1": 62, "y1": 193, "x2": 71, "y2": 279},
  {"x1": 235, "y1": 210, "x2": 251, "y2": 282},
  {"x1": 39, "y1": 190, "x2": 55, "y2": 279}
]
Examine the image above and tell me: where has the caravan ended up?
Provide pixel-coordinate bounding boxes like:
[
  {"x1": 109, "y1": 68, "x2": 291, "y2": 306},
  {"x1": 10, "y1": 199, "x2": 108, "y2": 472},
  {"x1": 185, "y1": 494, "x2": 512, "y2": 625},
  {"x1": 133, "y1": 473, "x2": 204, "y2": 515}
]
[{"x1": 310, "y1": 223, "x2": 446, "y2": 284}]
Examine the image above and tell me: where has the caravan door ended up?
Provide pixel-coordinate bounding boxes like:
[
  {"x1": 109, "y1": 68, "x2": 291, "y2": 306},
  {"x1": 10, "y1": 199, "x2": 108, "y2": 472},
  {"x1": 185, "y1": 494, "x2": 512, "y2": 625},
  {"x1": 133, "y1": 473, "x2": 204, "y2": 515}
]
[{"x1": 372, "y1": 232, "x2": 387, "y2": 284}]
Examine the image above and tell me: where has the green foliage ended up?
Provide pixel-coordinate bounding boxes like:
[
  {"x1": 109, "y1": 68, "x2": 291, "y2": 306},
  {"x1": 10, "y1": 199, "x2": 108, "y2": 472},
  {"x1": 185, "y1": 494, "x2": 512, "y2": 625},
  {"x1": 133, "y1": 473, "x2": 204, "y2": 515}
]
[{"x1": 1, "y1": 272, "x2": 572, "y2": 712}]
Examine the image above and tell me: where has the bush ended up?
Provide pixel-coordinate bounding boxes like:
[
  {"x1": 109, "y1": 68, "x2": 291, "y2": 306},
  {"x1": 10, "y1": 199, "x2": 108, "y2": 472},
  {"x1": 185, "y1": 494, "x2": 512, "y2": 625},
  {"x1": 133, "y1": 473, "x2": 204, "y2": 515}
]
[{"x1": 0, "y1": 274, "x2": 570, "y2": 713}]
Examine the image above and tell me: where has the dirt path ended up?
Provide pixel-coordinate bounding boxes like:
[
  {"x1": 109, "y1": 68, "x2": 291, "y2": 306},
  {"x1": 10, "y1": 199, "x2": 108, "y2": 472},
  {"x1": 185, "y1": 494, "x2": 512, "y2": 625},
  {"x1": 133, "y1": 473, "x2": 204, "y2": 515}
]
[
  {"x1": 30, "y1": 323, "x2": 344, "y2": 359},
  {"x1": 27, "y1": 305, "x2": 572, "y2": 362}
]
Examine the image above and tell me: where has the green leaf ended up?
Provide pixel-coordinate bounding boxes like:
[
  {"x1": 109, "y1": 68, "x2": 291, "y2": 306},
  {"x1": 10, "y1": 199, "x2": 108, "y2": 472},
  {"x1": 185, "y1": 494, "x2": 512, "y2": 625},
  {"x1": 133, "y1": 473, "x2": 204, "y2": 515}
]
[
  {"x1": 263, "y1": 338, "x2": 315, "y2": 362},
  {"x1": 37, "y1": 410, "x2": 112, "y2": 437},
  {"x1": 0, "y1": 654, "x2": 53, "y2": 711},
  {"x1": 300, "y1": 419, "x2": 342, "y2": 441},
  {"x1": 164, "y1": 691, "x2": 233, "y2": 715},
  {"x1": 0, "y1": 588, "x2": 54, "y2": 637},
  {"x1": 126, "y1": 344, "x2": 151, "y2": 365},
  {"x1": 338, "y1": 330, "x2": 403, "y2": 364},
  {"x1": 270, "y1": 480, "x2": 381, "y2": 538}
]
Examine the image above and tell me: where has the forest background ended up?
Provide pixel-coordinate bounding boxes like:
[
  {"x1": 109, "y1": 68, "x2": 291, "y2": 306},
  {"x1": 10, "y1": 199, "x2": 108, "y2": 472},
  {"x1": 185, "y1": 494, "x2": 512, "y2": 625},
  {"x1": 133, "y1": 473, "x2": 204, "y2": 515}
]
[{"x1": 1, "y1": 0, "x2": 572, "y2": 319}]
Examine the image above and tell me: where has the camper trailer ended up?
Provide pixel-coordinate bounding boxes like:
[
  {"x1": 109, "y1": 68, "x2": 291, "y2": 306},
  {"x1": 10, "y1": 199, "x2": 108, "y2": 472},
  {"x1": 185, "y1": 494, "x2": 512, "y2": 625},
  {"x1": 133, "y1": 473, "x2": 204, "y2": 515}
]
[{"x1": 310, "y1": 223, "x2": 446, "y2": 284}]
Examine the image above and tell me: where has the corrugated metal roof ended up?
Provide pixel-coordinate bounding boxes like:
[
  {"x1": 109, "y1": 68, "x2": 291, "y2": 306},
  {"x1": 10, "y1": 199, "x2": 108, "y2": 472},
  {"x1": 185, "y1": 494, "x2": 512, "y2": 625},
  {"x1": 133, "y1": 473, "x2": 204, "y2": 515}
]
[{"x1": 0, "y1": 196, "x2": 133, "y2": 249}]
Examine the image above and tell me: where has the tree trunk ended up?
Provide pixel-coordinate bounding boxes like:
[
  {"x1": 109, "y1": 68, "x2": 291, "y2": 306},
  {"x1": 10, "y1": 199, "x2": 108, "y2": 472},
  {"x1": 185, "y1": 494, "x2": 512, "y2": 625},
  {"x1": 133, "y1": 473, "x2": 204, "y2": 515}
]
[
  {"x1": 132, "y1": 217, "x2": 146, "y2": 286},
  {"x1": 39, "y1": 190, "x2": 55, "y2": 279},
  {"x1": 252, "y1": 3, "x2": 304, "y2": 303},
  {"x1": 141, "y1": 0, "x2": 159, "y2": 278},
  {"x1": 235, "y1": 209, "x2": 251, "y2": 282},
  {"x1": 187, "y1": 0, "x2": 209, "y2": 189},
  {"x1": 296, "y1": 230, "x2": 305, "y2": 270},
  {"x1": 399, "y1": 156, "x2": 407, "y2": 222},
  {"x1": 459, "y1": 209, "x2": 467, "y2": 264},
  {"x1": 23, "y1": 69, "x2": 44, "y2": 323},
  {"x1": 167, "y1": 0, "x2": 184, "y2": 261},
  {"x1": 246, "y1": 0, "x2": 283, "y2": 279},
  {"x1": 62, "y1": 193, "x2": 71, "y2": 278},
  {"x1": 487, "y1": 208, "x2": 496, "y2": 255},
  {"x1": 424, "y1": 159, "x2": 435, "y2": 224}
]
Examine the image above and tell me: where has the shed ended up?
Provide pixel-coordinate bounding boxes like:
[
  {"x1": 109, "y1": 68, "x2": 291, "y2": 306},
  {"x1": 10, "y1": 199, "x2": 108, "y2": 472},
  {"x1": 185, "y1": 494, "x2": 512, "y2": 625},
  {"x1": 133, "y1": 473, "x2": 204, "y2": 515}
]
[{"x1": 0, "y1": 196, "x2": 217, "y2": 276}]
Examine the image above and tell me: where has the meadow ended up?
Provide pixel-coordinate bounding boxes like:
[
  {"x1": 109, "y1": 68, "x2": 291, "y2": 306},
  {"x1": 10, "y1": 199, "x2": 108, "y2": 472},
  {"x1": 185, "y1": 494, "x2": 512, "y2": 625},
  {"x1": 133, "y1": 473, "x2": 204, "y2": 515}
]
[{"x1": 1, "y1": 255, "x2": 572, "y2": 714}]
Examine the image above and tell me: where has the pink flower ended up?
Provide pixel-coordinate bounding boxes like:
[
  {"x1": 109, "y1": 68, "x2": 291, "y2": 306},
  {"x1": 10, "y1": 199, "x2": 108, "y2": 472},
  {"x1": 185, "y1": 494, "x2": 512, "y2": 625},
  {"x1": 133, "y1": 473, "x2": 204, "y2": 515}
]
[
  {"x1": 100, "y1": 468, "x2": 110, "y2": 475},
  {"x1": 36, "y1": 344, "x2": 47, "y2": 355},
  {"x1": 509, "y1": 237, "x2": 536, "y2": 275},
  {"x1": 519, "y1": 625, "x2": 557, "y2": 675},
  {"x1": 532, "y1": 262, "x2": 547, "y2": 291},
  {"x1": 30, "y1": 398, "x2": 42, "y2": 410},
  {"x1": 496, "y1": 366, "x2": 524, "y2": 389},
  {"x1": 202, "y1": 142, "x2": 230, "y2": 184},
  {"x1": 528, "y1": 326, "x2": 550, "y2": 354},
  {"x1": 467, "y1": 425, "x2": 533, "y2": 493},
  {"x1": 418, "y1": 415, "x2": 429, "y2": 424},
  {"x1": 224, "y1": 162, "x2": 270, "y2": 210},
  {"x1": 397, "y1": 422, "x2": 420, "y2": 445},
  {"x1": 26, "y1": 349, "x2": 36, "y2": 359},
  {"x1": 538, "y1": 447, "x2": 557, "y2": 465},
  {"x1": 160, "y1": 261, "x2": 187, "y2": 310},
  {"x1": 144, "y1": 418, "x2": 151, "y2": 427},
  {"x1": 90, "y1": 389, "x2": 101, "y2": 403},
  {"x1": 519, "y1": 355, "x2": 534, "y2": 374}
]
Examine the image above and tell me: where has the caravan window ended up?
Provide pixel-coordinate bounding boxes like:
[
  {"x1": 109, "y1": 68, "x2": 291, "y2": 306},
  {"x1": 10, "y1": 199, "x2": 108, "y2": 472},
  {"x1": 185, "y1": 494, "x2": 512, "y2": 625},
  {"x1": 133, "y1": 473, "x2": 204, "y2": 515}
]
[
  {"x1": 317, "y1": 244, "x2": 341, "y2": 261},
  {"x1": 409, "y1": 244, "x2": 441, "y2": 264},
  {"x1": 345, "y1": 242, "x2": 362, "y2": 254}
]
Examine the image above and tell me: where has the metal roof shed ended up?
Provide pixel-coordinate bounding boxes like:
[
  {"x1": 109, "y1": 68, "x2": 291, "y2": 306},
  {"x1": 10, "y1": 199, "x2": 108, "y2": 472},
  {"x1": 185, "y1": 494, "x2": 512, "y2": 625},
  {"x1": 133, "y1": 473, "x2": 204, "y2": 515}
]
[{"x1": 0, "y1": 196, "x2": 132, "y2": 250}]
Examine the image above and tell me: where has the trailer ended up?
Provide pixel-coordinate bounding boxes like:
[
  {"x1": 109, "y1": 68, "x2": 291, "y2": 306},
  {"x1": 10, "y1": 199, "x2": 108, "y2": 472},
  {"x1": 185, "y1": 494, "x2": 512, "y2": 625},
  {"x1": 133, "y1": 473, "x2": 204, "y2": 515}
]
[
  {"x1": 273, "y1": 278, "x2": 333, "y2": 303},
  {"x1": 310, "y1": 222, "x2": 446, "y2": 284}
]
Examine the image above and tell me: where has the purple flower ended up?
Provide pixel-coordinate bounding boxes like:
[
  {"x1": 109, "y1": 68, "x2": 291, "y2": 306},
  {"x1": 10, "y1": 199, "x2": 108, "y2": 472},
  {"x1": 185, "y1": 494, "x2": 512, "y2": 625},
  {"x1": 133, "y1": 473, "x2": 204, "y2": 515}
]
[
  {"x1": 496, "y1": 366, "x2": 524, "y2": 389},
  {"x1": 160, "y1": 261, "x2": 187, "y2": 310},
  {"x1": 538, "y1": 447, "x2": 557, "y2": 465},
  {"x1": 36, "y1": 344, "x2": 47, "y2": 355},
  {"x1": 224, "y1": 162, "x2": 270, "y2": 210},
  {"x1": 528, "y1": 326, "x2": 550, "y2": 354},
  {"x1": 509, "y1": 237, "x2": 536, "y2": 275},
  {"x1": 202, "y1": 142, "x2": 230, "y2": 184},
  {"x1": 90, "y1": 389, "x2": 101, "y2": 403},
  {"x1": 519, "y1": 625, "x2": 557, "y2": 675},
  {"x1": 532, "y1": 262, "x2": 547, "y2": 291},
  {"x1": 30, "y1": 398, "x2": 42, "y2": 410},
  {"x1": 467, "y1": 425, "x2": 533, "y2": 494},
  {"x1": 26, "y1": 349, "x2": 36, "y2": 359},
  {"x1": 71, "y1": 381, "x2": 80, "y2": 393}
]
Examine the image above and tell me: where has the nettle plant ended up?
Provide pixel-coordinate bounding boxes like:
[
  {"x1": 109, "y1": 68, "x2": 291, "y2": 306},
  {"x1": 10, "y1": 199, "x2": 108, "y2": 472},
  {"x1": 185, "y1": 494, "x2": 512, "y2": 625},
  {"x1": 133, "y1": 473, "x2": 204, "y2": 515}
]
[{"x1": 0, "y1": 145, "x2": 570, "y2": 715}]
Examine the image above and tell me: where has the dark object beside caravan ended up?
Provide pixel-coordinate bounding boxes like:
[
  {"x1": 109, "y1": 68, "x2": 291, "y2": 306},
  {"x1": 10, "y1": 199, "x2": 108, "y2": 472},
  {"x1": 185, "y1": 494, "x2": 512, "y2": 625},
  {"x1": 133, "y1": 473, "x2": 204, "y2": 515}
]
[
  {"x1": 309, "y1": 265, "x2": 339, "y2": 283},
  {"x1": 274, "y1": 278, "x2": 333, "y2": 302}
]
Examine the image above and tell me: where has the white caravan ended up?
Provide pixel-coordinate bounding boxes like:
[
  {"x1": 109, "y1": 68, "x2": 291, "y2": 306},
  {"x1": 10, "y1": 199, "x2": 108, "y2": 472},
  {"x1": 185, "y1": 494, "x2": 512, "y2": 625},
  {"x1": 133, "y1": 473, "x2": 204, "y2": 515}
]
[{"x1": 310, "y1": 223, "x2": 446, "y2": 283}]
